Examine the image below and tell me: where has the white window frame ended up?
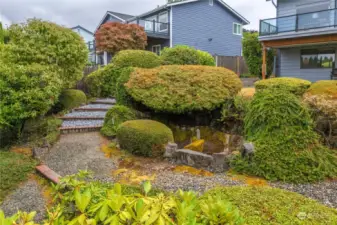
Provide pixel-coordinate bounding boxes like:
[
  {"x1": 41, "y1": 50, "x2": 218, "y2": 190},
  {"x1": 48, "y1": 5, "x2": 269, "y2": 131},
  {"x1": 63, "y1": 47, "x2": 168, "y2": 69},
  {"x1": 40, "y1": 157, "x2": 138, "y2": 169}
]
[
  {"x1": 209, "y1": 0, "x2": 214, "y2": 6},
  {"x1": 233, "y1": 23, "x2": 242, "y2": 36},
  {"x1": 152, "y1": 45, "x2": 162, "y2": 55}
]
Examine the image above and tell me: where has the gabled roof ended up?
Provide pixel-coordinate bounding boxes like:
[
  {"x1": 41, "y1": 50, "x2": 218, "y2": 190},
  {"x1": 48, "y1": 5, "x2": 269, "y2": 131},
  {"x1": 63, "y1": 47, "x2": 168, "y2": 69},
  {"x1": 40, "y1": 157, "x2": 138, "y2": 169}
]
[
  {"x1": 71, "y1": 25, "x2": 94, "y2": 35},
  {"x1": 107, "y1": 11, "x2": 134, "y2": 21},
  {"x1": 167, "y1": 0, "x2": 249, "y2": 25},
  {"x1": 126, "y1": 5, "x2": 168, "y2": 22}
]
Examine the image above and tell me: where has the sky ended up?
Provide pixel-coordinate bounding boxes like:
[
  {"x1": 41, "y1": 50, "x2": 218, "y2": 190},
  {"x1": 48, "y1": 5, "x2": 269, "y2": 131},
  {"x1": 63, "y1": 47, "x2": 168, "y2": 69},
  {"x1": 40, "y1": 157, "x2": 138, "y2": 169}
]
[{"x1": 0, "y1": 0, "x2": 276, "y2": 31}]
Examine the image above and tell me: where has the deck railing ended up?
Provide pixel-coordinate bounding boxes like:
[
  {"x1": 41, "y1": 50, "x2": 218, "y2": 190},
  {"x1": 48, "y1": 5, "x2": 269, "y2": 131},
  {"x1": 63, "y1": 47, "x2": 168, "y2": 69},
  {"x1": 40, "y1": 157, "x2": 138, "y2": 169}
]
[
  {"x1": 128, "y1": 19, "x2": 169, "y2": 36},
  {"x1": 260, "y1": 8, "x2": 337, "y2": 36}
]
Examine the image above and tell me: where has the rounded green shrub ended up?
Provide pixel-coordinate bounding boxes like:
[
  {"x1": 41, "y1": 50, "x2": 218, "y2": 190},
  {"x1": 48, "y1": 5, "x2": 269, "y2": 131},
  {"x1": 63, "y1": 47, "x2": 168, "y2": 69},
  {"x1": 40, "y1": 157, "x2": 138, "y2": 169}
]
[
  {"x1": 117, "y1": 120, "x2": 174, "y2": 157},
  {"x1": 57, "y1": 89, "x2": 87, "y2": 111},
  {"x1": 306, "y1": 80, "x2": 337, "y2": 99},
  {"x1": 113, "y1": 50, "x2": 161, "y2": 69},
  {"x1": 197, "y1": 50, "x2": 215, "y2": 66},
  {"x1": 161, "y1": 45, "x2": 200, "y2": 65},
  {"x1": 232, "y1": 88, "x2": 337, "y2": 183},
  {"x1": 125, "y1": 65, "x2": 243, "y2": 113},
  {"x1": 115, "y1": 67, "x2": 135, "y2": 106},
  {"x1": 101, "y1": 105, "x2": 137, "y2": 137},
  {"x1": 204, "y1": 186, "x2": 337, "y2": 224},
  {"x1": 255, "y1": 77, "x2": 311, "y2": 96},
  {"x1": 85, "y1": 64, "x2": 121, "y2": 97}
]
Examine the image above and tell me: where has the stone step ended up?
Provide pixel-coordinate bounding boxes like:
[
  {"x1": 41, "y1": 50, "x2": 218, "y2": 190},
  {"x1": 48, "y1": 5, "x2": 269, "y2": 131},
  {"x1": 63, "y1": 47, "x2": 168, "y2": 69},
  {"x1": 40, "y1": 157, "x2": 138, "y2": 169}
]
[
  {"x1": 91, "y1": 99, "x2": 116, "y2": 105},
  {"x1": 60, "y1": 116, "x2": 105, "y2": 120},
  {"x1": 61, "y1": 119, "x2": 104, "y2": 128},
  {"x1": 36, "y1": 164, "x2": 61, "y2": 184},
  {"x1": 73, "y1": 107, "x2": 109, "y2": 112},
  {"x1": 59, "y1": 125, "x2": 102, "y2": 134}
]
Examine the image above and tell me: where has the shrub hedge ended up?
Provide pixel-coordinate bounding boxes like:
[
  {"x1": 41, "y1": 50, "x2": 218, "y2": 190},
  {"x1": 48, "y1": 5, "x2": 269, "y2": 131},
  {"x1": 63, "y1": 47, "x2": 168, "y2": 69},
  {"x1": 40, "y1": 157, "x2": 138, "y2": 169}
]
[
  {"x1": 306, "y1": 80, "x2": 337, "y2": 99},
  {"x1": 113, "y1": 50, "x2": 162, "y2": 69},
  {"x1": 125, "y1": 65, "x2": 242, "y2": 113},
  {"x1": 56, "y1": 89, "x2": 87, "y2": 111},
  {"x1": 101, "y1": 105, "x2": 137, "y2": 137},
  {"x1": 117, "y1": 120, "x2": 174, "y2": 157},
  {"x1": 255, "y1": 77, "x2": 311, "y2": 96},
  {"x1": 115, "y1": 67, "x2": 135, "y2": 106},
  {"x1": 232, "y1": 88, "x2": 337, "y2": 183},
  {"x1": 161, "y1": 45, "x2": 215, "y2": 66}
]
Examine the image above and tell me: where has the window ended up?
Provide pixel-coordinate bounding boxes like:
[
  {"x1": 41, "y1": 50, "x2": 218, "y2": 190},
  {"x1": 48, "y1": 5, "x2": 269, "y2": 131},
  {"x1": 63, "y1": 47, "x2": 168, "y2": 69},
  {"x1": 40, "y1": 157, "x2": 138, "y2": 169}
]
[
  {"x1": 233, "y1": 23, "x2": 242, "y2": 35},
  {"x1": 301, "y1": 49, "x2": 335, "y2": 69},
  {"x1": 145, "y1": 16, "x2": 157, "y2": 32},
  {"x1": 158, "y1": 12, "x2": 168, "y2": 32},
  {"x1": 209, "y1": 0, "x2": 213, "y2": 6},
  {"x1": 152, "y1": 45, "x2": 161, "y2": 55}
]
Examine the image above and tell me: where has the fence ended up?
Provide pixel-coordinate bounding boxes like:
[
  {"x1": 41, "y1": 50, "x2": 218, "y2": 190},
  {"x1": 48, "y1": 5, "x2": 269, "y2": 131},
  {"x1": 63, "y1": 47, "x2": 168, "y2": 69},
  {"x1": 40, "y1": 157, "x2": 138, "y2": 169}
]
[
  {"x1": 214, "y1": 55, "x2": 249, "y2": 76},
  {"x1": 76, "y1": 65, "x2": 101, "y2": 93}
]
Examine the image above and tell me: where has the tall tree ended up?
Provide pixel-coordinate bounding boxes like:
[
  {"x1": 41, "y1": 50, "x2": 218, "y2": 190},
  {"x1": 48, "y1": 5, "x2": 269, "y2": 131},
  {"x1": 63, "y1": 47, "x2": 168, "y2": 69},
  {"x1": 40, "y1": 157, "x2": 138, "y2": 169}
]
[{"x1": 95, "y1": 22, "x2": 147, "y2": 54}]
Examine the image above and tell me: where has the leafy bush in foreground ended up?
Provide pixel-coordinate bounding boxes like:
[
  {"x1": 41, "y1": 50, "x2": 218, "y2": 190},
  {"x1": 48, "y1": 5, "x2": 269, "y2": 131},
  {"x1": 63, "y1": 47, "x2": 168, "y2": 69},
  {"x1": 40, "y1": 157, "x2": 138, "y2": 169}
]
[
  {"x1": 255, "y1": 77, "x2": 311, "y2": 96},
  {"x1": 55, "y1": 89, "x2": 87, "y2": 111},
  {"x1": 125, "y1": 65, "x2": 242, "y2": 113},
  {"x1": 113, "y1": 50, "x2": 162, "y2": 69},
  {"x1": 232, "y1": 89, "x2": 337, "y2": 183},
  {"x1": 3, "y1": 172, "x2": 337, "y2": 224},
  {"x1": 101, "y1": 105, "x2": 137, "y2": 137},
  {"x1": 117, "y1": 120, "x2": 174, "y2": 157}
]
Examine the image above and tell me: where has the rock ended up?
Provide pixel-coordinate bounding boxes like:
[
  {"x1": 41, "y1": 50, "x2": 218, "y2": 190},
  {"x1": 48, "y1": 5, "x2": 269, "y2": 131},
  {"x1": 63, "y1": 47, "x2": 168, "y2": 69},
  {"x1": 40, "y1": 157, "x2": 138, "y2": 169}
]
[
  {"x1": 32, "y1": 147, "x2": 49, "y2": 161},
  {"x1": 173, "y1": 149, "x2": 214, "y2": 169},
  {"x1": 164, "y1": 142, "x2": 178, "y2": 158},
  {"x1": 242, "y1": 142, "x2": 255, "y2": 158},
  {"x1": 212, "y1": 152, "x2": 230, "y2": 172},
  {"x1": 184, "y1": 139, "x2": 205, "y2": 152}
]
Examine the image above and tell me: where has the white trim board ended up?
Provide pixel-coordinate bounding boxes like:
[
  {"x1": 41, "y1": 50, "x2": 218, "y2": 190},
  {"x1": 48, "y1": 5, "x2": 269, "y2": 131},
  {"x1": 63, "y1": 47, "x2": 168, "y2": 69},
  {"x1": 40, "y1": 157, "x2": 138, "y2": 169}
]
[{"x1": 170, "y1": 7, "x2": 173, "y2": 47}]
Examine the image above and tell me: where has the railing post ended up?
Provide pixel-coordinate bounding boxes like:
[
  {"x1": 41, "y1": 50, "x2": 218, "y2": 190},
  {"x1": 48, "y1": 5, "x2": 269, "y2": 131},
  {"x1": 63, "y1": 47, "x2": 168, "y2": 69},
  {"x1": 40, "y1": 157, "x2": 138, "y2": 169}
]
[
  {"x1": 153, "y1": 20, "x2": 156, "y2": 33},
  {"x1": 262, "y1": 44, "x2": 267, "y2": 80},
  {"x1": 137, "y1": 18, "x2": 139, "y2": 25},
  {"x1": 295, "y1": 14, "x2": 299, "y2": 31}
]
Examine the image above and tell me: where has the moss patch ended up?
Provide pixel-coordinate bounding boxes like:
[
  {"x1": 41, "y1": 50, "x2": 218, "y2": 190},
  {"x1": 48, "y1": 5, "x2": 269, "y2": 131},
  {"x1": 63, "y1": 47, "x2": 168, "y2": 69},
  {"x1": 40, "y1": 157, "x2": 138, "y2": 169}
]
[{"x1": 306, "y1": 80, "x2": 337, "y2": 99}]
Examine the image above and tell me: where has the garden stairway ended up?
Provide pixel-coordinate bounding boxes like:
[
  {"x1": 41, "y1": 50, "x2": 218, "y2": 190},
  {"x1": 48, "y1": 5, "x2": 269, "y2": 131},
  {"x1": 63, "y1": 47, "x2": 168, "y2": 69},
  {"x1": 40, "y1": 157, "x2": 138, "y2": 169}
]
[{"x1": 59, "y1": 98, "x2": 115, "y2": 134}]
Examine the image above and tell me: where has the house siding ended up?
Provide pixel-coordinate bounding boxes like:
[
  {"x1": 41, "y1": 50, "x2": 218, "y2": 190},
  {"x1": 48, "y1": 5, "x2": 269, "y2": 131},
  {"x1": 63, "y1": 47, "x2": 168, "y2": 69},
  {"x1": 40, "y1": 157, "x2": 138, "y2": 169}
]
[
  {"x1": 279, "y1": 46, "x2": 337, "y2": 81},
  {"x1": 171, "y1": 0, "x2": 244, "y2": 56}
]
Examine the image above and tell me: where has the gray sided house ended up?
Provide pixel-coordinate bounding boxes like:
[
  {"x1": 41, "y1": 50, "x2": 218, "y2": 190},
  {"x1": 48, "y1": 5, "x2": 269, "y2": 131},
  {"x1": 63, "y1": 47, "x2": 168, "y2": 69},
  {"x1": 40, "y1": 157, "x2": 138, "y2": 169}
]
[
  {"x1": 95, "y1": 0, "x2": 249, "y2": 65},
  {"x1": 71, "y1": 25, "x2": 96, "y2": 63},
  {"x1": 260, "y1": 0, "x2": 337, "y2": 81}
]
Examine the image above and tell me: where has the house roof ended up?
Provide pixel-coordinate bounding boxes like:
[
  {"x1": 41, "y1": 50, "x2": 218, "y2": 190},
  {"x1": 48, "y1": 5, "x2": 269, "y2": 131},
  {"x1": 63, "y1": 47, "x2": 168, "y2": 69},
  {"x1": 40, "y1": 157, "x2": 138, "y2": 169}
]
[
  {"x1": 71, "y1": 25, "x2": 94, "y2": 35},
  {"x1": 126, "y1": 5, "x2": 168, "y2": 22},
  {"x1": 107, "y1": 11, "x2": 134, "y2": 21}
]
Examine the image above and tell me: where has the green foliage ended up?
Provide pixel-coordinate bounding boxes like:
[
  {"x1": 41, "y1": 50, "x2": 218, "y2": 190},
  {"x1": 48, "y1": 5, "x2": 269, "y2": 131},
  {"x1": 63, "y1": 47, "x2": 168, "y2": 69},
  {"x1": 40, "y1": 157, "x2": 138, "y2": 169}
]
[
  {"x1": 101, "y1": 105, "x2": 137, "y2": 137},
  {"x1": 204, "y1": 186, "x2": 337, "y2": 224},
  {"x1": 306, "y1": 80, "x2": 337, "y2": 99},
  {"x1": 113, "y1": 50, "x2": 162, "y2": 69},
  {"x1": 55, "y1": 89, "x2": 87, "y2": 112},
  {"x1": 231, "y1": 89, "x2": 337, "y2": 183},
  {"x1": 125, "y1": 65, "x2": 243, "y2": 113},
  {"x1": 0, "y1": 151, "x2": 37, "y2": 202},
  {"x1": 117, "y1": 120, "x2": 174, "y2": 157},
  {"x1": 4, "y1": 19, "x2": 88, "y2": 88},
  {"x1": 0, "y1": 63, "x2": 62, "y2": 128},
  {"x1": 161, "y1": 45, "x2": 215, "y2": 66},
  {"x1": 115, "y1": 67, "x2": 135, "y2": 106},
  {"x1": 255, "y1": 77, "x2": 311, "y2": 96},
  {"x1": 242, "y1": 32, "x2": 274, "y2": 78},
  {"x1": 85, "y1": 64, "x2": 122, "y2": 97},
  {"x1": 0, "y1": 22, "x2": 4, "y2": 44}
]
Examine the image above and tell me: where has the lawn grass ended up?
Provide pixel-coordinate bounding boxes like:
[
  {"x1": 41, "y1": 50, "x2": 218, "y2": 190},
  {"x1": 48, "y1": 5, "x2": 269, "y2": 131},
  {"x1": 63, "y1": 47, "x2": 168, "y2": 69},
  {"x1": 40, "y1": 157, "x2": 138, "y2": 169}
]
[{"x1": 0, "y1": 151, "x2": 37, "y2": 202}]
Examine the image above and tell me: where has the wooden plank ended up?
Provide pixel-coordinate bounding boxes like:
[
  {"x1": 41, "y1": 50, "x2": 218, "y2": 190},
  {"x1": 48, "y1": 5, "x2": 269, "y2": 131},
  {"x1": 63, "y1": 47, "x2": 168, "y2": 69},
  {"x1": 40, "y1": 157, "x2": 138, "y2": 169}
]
[
  {"x1": 36, "y1": 165, "x2": 61, "y2": 184},
  {"x1": 262, "y1": 45, "x2": 267, "y2": 80}
]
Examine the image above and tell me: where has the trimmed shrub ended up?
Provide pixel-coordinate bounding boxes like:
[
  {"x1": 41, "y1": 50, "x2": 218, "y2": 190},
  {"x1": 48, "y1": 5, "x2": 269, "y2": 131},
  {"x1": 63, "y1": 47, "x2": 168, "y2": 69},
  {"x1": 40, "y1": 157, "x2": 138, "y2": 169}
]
[
  {"x1": 306, "y1": 80, "x2": 337, "y2": 99},
  {"x1": 255, "y1": 77, "x2": 311, "y2": 96},
  {"x1": 232, "y1": 88, "x2": 337, "y2": 183},
  {"x1": 197, "y1": 50, "x2": 216, "y2": 66},
  {"x1": 101, "y1": 105, "x2": 137, "y2": 137},
  {"x1": 117, "y1": 120, "x2": 174, "y2": 157},
  {"x1": 85, "y1": 64, "x2": 121, "y2": 97},
  {"x1": 115, "y1": 67, "x2": 135, "y2": 106},
  {"x1": 125, "y1": 65, "x2": 242, "y2": 113},
  {"x1": 113, "y1": 50, "x2": 162, "y2": 69},
  {"x1": 56, "y1": 89, "x2": 87, "y2": 111},
  {"x1": 161, "y1": 45, "x2": 199, "y2": 65}
]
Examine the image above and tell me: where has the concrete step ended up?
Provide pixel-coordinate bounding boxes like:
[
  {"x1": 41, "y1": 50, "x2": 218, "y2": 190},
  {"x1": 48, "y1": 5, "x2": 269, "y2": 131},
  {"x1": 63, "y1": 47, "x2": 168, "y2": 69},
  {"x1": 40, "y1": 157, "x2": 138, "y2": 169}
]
[
  {"x1": 60, "y1": 116, "x2": 105, "y2": 120},
  {"x1": 91, "y1": 98, "x2": 116, "y2": 105},
  {"x1": 73, "y1": 107, "x2": 109, "y2": 112},
  {"x1": 60, "y1": 125, "x2": 102, "y2": 134}
]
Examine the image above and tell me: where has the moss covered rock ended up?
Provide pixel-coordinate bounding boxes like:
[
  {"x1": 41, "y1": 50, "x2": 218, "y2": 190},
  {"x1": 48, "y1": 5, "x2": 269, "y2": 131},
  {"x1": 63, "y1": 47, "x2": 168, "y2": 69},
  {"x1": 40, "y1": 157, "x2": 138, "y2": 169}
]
[
  {"x1": 117, "y1": 120, "x2": 174, "y2": 157},
  {"x1": 101, "y1": 105, "x2": 137, "y2": 137},
  {"x1": 125, "y1": 65, "x2": 242, "y2": 113},
  {"x1": 113, "y1": 50, "x2": 162, "y2": 69},
  {"x1": 306, "y1": 80, "x2": 337, "y2": 99},
  {"x1": 56, "y1": 89, "x2": 87, "y2": 111},
  {"x1": 255, "y1": 77, "x2": 311, "y2": 96}
]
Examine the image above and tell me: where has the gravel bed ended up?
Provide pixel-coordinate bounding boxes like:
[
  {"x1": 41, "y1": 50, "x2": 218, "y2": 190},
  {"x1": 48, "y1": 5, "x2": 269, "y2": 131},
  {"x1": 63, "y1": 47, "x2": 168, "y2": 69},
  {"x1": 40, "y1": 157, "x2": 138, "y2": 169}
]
[
  {"x1": 272, "y1": 181, "x2": 337, "y2": 209},
  {"x1": 79, "y1": 104, "x2": 113, "y2": 109},
  {"x1": 64, "y1": 111, "x2": 107, "y2": 118},
  {"x1": 62, "y1": 120, "x2": 104, "y2": 127},
  {"x1": 154, "y1": 172, "x2": 244, "y2": 193},
  {"x1": 0, "y1": 180, "x2": 46, "y2": 222}
]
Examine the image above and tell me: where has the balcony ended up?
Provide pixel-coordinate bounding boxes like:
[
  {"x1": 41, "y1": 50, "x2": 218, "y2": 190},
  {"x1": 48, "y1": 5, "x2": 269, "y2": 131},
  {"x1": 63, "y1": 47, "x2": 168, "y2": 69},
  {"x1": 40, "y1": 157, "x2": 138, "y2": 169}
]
[
  {"x1": 128, "y1": 19, "x2": 170, "y2": 39},
  {"x1": 260, "y1": 8, "x2": 337, "y2": 37}
]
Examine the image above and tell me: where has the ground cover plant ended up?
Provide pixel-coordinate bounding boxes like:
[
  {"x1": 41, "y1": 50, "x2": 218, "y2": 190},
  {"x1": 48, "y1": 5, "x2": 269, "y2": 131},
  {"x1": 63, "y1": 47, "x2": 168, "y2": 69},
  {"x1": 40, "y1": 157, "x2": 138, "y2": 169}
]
[
  {"x1": 255, "y1": 77, "x2": 311, "y2": 96},
  {"x1": 2, "y1": 171, "x2": 337, "y2": 224},
  {"x1": 0, "y1": 151, "x2": 37, "y2": 202},
  {"x1": 232, "y1": 88, "x2": 337, "y2": 183},
  {"x1": 117, "y1": 120, "x2": 174, "y2": 157},
  {"x1": 125, "y1": 65, "x2": 242, "y2": 113}
]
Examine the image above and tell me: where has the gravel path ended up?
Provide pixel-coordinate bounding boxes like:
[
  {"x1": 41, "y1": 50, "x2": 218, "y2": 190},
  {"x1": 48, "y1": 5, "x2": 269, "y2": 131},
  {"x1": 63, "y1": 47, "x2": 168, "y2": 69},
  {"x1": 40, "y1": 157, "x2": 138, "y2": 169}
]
[
  {"x1": 43, "y1": 132, "x2": 116, "y2": 182},
  {"x1": 62, "y1": 120, "x2": 104, "y2": 127},
  {"x1": 64, "y1": 111, "x2": 107, "y2": 118},
  {"x1": 0, "y1": 180, "x2": 46, "y2": 222},
  {"x1": 79, "y1": 104, "x2": 113, "y2": 109}
]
